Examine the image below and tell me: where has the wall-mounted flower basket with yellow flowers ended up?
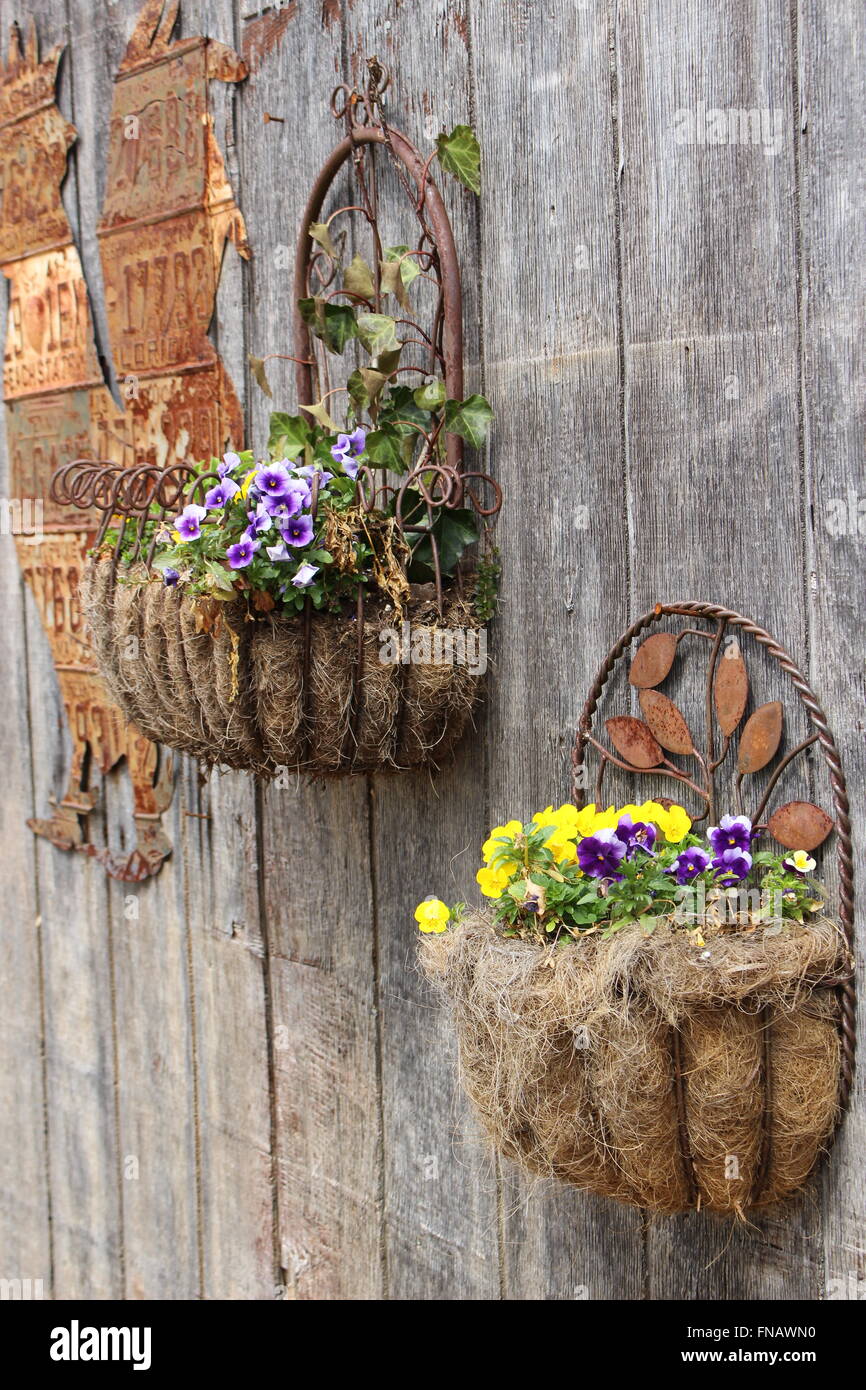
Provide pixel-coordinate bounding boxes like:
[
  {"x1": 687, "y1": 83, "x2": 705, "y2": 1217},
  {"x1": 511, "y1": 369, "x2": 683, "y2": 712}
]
[
  {"x1": 56, "y1": 66, "x2": 500, "y2": 778},
  {"x1": 420, "y1": 603, "x2": 855, "y2": 1216}
]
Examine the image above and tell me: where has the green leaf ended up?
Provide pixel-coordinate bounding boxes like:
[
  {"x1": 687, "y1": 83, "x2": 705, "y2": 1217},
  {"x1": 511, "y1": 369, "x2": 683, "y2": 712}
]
[
  {"x1": 444, "y1": 393, "x2": 494, "y2": 447},
  {"x1": 435, "y1": 124, "x2": 481, "y2": 194},
  {"x1": 347, "y1": 367, "x2": 388, "y2": 412},
  {"x1": 300, "y1": 399, "x2": 341, "y2": 432},
  {"x1": 268, "y1": 412, "x2": 310, "y2": 461},
  {"x1": 375, "y1": 345, "x2": 403, "y2": 377},
  {"x1": 248, "y1": 354, "x2": 273, "y2": 398},
  {"x1": 343, "y1": 253, "x2": 375, "y2": 300},
  {"x1": 356, "y1": 312, "x2": 401, "y2": 357},
  {"x1": 298, "y1": 297, "x2": 357, "y2": 354},
  {"x1": 409, "y1": 506, "x2": 479, "y2": 581},
  {"x1": 364, "y1": 426, "x2": 406, "y2": 472},
  {"x1": 413, "y1": 377, "x2": 446, "y2": 411},
  {"x1": 379, "y1": 258, "x2": 409, "y2": 308},
  {"x1": 384, "y1": 245, "x2": 421, "y2": 288},
  {"x1": 309, "y1": 221, "x2": 339, "y2": 260},
  {"x1": 204, "y1": 559, "x2": 236, "y2": 593},
  {"x1": 379, "y1": 385, "x2": 432, "y2": 438}
]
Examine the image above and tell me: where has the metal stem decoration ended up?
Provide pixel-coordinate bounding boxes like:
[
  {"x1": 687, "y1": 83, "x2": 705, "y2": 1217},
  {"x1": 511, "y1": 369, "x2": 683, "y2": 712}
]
[
  {"x1": 571, "y1": 600, "x2": 855, "y2": 1118},
  {"x1": 54, "y1": 63, "x2": 501, "y2": 628}
]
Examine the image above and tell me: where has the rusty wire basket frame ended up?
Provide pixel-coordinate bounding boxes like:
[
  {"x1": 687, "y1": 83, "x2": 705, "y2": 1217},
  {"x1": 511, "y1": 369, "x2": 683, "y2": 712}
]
[
  {"x1": 51, "y1": 63, "x2": 500, "y2": 649},
  {"x1": 570, "y1": 601, "x2": 855, "y2": 1189}
]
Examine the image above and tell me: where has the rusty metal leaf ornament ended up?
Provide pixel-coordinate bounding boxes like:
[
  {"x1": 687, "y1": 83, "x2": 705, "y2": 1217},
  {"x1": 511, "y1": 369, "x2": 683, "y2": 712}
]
[
  {"x1": 629, "y1": 633, "x2": 679, "y2": 689},
  {"x1": 638, "y1": 689, "x2": 694, "y2": 755},
  {"x1": 767, "y1": 801, "x2": 834, "y2": 851},
  {"x1": 714, "y1": 647, "x2": 749, "y2": 735},
  {"x1": 605, "y1": 716, "x2": 664, "y2": 769},
  {"x1": 737, "y1": 701, "x2": 783, "y2": 775}
]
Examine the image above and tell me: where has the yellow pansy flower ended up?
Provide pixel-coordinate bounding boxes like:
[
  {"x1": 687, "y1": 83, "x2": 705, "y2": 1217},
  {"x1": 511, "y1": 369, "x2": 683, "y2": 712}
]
[
  {"x1": 476, "y1": 865, "x2": 514, "y2": 898},
  {"x1": 786, "y1": 850, "x2": 817, "y2": 874},
  {"x1": 661, "y1": 804, "x2": 692, "y2": 843},
  {"x1": 482, "y1": 820, "x2": 523, "y2": 864},
  {"x1": 414, "y1": 897, "x2": 451, "y2": 933},
  {"x1": 590, "y1": 805, "x2": 619, "y2": 832},
  {"x1": 532, "y1": 803, "x2": 581, "y2": 836},
  {"x1": 542, "y1": 827, "x2": 579, "y2": 865},
  {"x1": 240, "y1": 469, "x2": 258, "y2": 500}
]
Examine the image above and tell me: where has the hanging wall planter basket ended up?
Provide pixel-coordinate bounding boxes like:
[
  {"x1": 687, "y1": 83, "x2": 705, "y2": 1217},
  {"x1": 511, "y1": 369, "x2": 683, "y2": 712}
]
[
  {"x1": 78, "y1": 555, "x2": 482, "y2": 776},
  {"x1": 422, "y1": 603, "x2": 855, "y2": 1215},
  {"x1": 54, "y1": 67, "x2": 500, "y2": 778}
]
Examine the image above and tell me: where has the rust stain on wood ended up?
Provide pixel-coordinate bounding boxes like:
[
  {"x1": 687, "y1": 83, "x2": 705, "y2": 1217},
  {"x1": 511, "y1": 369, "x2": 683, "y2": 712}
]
[{"x1": 242, "y1": 4, "x2": 298, "y2": 72}]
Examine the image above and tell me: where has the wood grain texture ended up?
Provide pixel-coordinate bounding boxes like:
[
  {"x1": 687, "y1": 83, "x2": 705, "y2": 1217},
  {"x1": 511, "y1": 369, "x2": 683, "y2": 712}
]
[
  {"x1": 239, "y1": 1, "x2": 384, "y2": 1300},
  {"x1": 470, "y1": 0, "x2": 643, "y2": 1299},
  {"x1": 795, "y1": 0, "x2": 866, "y2": 1303},
  {"x1": 0, "y1": 0, "x2": 862, "y2": 1301},
  {"x1": 346, "y1": 0, "x2": 501, "y2": 1302},
  {"x1": 615, "y1": 0, "x2": 821, "y2": 1297}
]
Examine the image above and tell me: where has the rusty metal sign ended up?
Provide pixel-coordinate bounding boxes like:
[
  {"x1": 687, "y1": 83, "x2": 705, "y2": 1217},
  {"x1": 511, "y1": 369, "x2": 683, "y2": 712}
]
[{"x1": 0, "y1": 3, "x2": 249, "y2": 880}]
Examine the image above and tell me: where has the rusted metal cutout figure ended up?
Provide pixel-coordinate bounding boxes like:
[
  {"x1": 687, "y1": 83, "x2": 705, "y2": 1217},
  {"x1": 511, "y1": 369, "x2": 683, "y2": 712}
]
[
  {"x1": 572, "y1": 600, "x2": 855, "y2": 1122},
  {"x1": 0, "y1": 2, "x2": 248, "y2": 879}
]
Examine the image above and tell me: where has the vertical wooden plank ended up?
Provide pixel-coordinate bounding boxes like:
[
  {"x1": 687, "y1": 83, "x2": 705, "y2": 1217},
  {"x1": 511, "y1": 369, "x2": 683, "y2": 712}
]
[
  {"x1": 469, "y1": 0, "x2": 642, "y2": 1299},
  {"x1": 796, "y1": 0, "x2": 866, "y2": 1303},
  {"x1": 239, "y1": 3, "x2": 385, "y2": 1300},
  {"x1": 182, "y1": 0, "x2": 277, "y2": 1301},
  {"x1": 7, "y1": 0, "x2": 125, "y2": 1300},
  {"x1": 64, "y1": 0, "x2": 200, "y2": 1301},
  {"x1": 615, "y1": 0, "x2": 821, "y2": 1295},
  {"x1": 0, "y1": 333, "x2": 52, "y2": 1293},
  {"x1": 341, "y1": 0, "x2": 502, "y2": 1301}
]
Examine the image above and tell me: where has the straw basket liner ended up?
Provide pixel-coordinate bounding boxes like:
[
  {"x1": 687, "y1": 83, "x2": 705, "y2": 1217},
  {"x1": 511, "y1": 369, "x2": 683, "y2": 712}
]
[
  {"x1": 422, "y1": 602, "x2": 855, "y2": 1215},
  {"x1": 80, "y1": 555, "x2": 483, "y2": 777}
]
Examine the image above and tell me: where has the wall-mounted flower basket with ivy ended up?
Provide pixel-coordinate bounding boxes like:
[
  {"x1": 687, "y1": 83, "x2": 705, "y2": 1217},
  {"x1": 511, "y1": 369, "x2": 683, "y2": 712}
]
[
  {"x1": 420, "y1": 603, "x2": 854, "y2": 1216},
  {"x1": 57, "y1": 65, "x2": 500, "y2": 777}
]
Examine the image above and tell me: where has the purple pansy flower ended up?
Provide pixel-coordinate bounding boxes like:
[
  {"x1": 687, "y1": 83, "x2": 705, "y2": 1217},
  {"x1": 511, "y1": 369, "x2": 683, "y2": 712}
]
[
  {"x1": 292, "y1": 562, "x2": 320, "y2": 588},
  {"x1": 712, "y1": 847, "x2": 753, "y2": 885},
  {"x1": 262, "y1": 480, "x2": 310, "y2": 519},
  {"x1": 174, "y1": 503, "x2": 207, "y2": 541},
  {"x1": 615, "y1": 814, "x2": 657, "y2": 857},
  {"x1": 708, "y1": 814, "x2": 753, "y2": 856},
  {"x1": 281, "y1": 513, "x2": 314, "y2": 548},
  {"x1": 296, "y1": 463, "x2": 333, "y2": 486},
  {"x1": 669, "y1": 846, "x2": 711, "y2": 885},
  {"x1": 266, "y1": 541, "x2": 290, "y2": 562},
  {"x1": 256, "y1": 462, "x2": 294, "y2": 499},
  {"x1": 330, "y1": 427, "x2": 367, "y2": 468},
  {"x1": 204, "y1": 477, "x2": 240, "y2": 509},
  {"x1": 162, "y1": 568, "x2": 180, "y2": 587},
  {"x1": 576, "y1": 829, "x2": 627, "y2": 879},
  {"x1": 246, "y1": 505, "x2": 273, "y2": 539},
  {"x1": 218, "y1": 451, "x2": 241, "y2": 477},
  {"x1": 342, "y1": 456, "x2": 361, "y2": 481},
  {"x1": 226, "y1": 537, "x2": 260, "y2": 570}
]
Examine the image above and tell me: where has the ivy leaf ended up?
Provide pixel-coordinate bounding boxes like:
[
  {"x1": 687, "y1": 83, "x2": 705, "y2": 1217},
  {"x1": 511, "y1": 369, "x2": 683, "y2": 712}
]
[
  {"x1": 348, "y1": 368, "x2": 388, "y2": 412},
  {"x1": 356, "y1": 312, "x2": 401, "y2": 357},
  {"x1": 300, "y1": 399, "x2": 341, "y2": 432},
  {"x1": 343, "y1": 253, "x2": 375, "y2": 300},
  {"x1": 435, "y1": 124, "x2": 481, "y2": 194},
  {"x1": 375, "y1": 345, "x2": 403, "y2": 377},
  {"x1": 384, "y1": 245, "x2": 421, "y2": 289},
  {"x1": 444, "y1": 393, "x2": 494, "y2": 446},
  {"x1": 268, "y1": 412, "x2": 310, "y2": 461},
  {"x1": 248, "y1": 354, "x2": 273, "y2": 398},
  {"x1": 379, "y1": 385, "x2": 432, "y2": 438},
  {"x1": 409, "y1": 506, "x2": 479, "y2": 581},
  {"x1": 413, "y1": 377, "x2": 446, "y2": 411},
  {"x1": 308, "y1": 221, "x2": 339, "y2": 260},
  {"x1": 364, "y1": 426, "x2": 407, "y2": 472},
  {"x1": 379, "y1": 258, "x2": 409, "y2": 308},
  {"x1": 298, "y1": 297, "x2": 357, "y2": 354}
]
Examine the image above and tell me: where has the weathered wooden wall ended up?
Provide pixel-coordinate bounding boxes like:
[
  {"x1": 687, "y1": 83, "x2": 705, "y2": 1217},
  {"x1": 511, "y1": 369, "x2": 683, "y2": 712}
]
[{"x1": 1, "y1": 0, "x2": 863, "y2": 1300}]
